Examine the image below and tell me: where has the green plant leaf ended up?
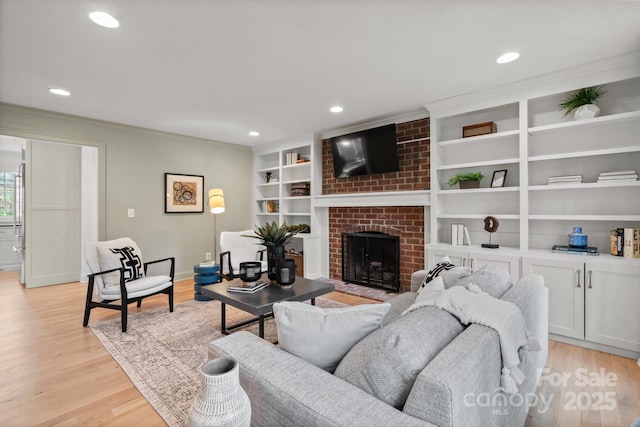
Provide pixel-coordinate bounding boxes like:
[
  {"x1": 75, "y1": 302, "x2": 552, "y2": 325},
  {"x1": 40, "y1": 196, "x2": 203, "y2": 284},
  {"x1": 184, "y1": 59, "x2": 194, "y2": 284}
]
[
  {"x1": 559, "y1": 85, "x2": 606, "y2": 118},
  {"x1": 447, "y1": 171, "x2": 485, "y2": 187}
]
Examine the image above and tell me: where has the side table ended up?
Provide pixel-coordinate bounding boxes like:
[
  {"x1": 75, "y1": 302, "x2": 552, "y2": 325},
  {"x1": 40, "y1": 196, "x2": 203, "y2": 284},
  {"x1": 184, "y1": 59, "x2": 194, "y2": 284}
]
[{"x1": 194, "y1": 264, "x2": 221, "y2": 301}]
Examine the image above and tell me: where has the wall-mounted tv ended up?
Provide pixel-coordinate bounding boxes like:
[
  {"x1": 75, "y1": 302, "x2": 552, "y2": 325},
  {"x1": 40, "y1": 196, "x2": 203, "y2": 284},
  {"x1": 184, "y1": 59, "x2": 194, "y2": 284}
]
[{"x1": 330, "y1": 123, "x2": 399, "y2": 178}]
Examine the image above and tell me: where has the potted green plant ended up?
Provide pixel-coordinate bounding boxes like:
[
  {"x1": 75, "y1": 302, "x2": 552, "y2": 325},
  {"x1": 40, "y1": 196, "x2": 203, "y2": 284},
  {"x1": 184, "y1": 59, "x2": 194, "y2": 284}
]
[
  {"x1": 448, "y1": 172, "x2": 484, "y2": 189},
  {"x1": 245, "y1": 221, "x2": 302, "y2": 283},
  {"x1": 559, "y1": 85, "x2": 606, "y2": 120}
]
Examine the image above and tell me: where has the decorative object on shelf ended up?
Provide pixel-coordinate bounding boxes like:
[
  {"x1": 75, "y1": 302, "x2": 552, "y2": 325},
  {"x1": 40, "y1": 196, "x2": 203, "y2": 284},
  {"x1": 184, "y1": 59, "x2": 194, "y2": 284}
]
[
  {"x1": 551, "y1": 244, "x2": 599, "y2": 256},
  {"x1": 246, "y1": 221, "x2": 302, "y2": 283},
  {"x1": 548, "y1": 174, "x2": 583, "y2": 185},
  {"x1": 290, "y1": 182, "x2": 310, "y2": 197},
  {"x1": 462, "y1": 121, "x2": 497, "y2": 138},
  {"x1": 239, "y1": 261, "x2": 262, "y2": 284},
  {"x1": 187, "y1": 357, "x2": 251, "y2": 427},
  {"x1": 597, "y1": 170, "x2": 638, "y2": 183},
  {"x1": 490, "y1": 170, "x2": 507, "y2": 188},
  {"x1": 559, "y1": 85, "x2": 606, "y2": 120},
  {"x1": 568, "y1": 226, "x2": 588, "y2": 248},
  {"x1": 287, "y1": 224, "x2": 310, "y2": 233},
  {"x1": 481, "y1": 216, "x2": 500, "y2": 249},
  {"x1": 447, "y1": 172, "x2": 485, "y2": 189},
  {"x1": 265, "y1": 171, "x2": 272, "y2": 183},
  {"x1": 276, "y1": 258, "x2": 296, "y2": 287},
  {"x1": 165, "y1": 173, "x2": 205, "y2": 213},
  {"x1": 623, "y1": 228, "x2": 640, "y2": 258}
]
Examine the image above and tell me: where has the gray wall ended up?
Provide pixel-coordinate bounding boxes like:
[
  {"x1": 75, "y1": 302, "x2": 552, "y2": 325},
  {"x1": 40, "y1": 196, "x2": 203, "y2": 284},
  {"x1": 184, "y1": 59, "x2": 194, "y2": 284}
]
[{"x1": 0, "y1": 103, "x2": 254, "y2": 280}]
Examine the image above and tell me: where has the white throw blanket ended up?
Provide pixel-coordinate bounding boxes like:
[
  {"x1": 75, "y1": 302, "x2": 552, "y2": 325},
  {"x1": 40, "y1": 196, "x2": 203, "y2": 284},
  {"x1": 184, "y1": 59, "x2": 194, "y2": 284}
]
[{"x1": 406, "y1": 284, "x2": 541, "y2": 393}]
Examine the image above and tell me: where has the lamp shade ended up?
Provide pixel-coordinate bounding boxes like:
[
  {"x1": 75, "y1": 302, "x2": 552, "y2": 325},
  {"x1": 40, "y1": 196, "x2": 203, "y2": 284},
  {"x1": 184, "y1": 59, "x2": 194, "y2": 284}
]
[{"x1": 209, "y1": 188, "x2": 225, "y2": 214}]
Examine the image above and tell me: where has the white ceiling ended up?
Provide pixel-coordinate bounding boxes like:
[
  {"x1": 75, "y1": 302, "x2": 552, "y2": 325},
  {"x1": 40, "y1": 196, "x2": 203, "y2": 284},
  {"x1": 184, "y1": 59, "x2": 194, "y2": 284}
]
[{"x1": 1, "y1": 0, "x2": 639, "y2": 147}]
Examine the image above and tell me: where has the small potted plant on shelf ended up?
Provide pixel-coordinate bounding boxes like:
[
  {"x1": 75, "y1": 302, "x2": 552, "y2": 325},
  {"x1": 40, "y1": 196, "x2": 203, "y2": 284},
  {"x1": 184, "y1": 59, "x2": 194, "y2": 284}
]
[
  {"x1": 448, "y1": 172, "x2": 484, "y2": 189},
  {"x1": 559, "y1": 85, "x2": 606, "y2": 120}
]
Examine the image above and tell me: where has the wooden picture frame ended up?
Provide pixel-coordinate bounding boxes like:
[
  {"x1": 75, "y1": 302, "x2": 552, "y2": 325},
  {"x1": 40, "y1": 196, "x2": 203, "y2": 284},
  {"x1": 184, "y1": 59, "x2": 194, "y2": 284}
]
[
  {"x1": 490, "y1": 170, "x2": 507, "y2": 188},
  {"x1": 164, "y1": 173, "x2": 204, "y2": 213}
]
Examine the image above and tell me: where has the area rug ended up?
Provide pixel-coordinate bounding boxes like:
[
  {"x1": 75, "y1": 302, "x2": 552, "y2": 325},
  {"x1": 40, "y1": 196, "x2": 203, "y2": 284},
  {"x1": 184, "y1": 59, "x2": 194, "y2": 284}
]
[
  {"x1": 90, "y1": 297, "x2": 345, "y2": 427},
  {"x1": 320, "y1": 277, "x2": 397, "y2": 302}
]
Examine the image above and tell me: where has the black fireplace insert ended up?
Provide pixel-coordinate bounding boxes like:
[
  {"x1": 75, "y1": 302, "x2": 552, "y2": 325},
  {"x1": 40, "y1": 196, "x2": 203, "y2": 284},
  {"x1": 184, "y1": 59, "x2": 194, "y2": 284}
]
[{"x1": 341, "y1": 231, "x2": 400, "y2": 292}]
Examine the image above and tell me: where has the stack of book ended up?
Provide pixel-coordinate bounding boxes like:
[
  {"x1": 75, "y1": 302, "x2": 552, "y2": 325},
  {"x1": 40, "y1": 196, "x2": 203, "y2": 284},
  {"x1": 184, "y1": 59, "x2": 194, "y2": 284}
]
[
  {"x1": 548, "y1": 175, "x2": 583, "y2": 185},
  {"x1": 597, "y1": 170, "x2": 638, "y2": 183},
  {"x1": 228, "y1": 280, "x2": 269, "y2": 294},
  {"x1": 551, "y1": 245, "x2": 599, "y2": 256},
  {"x1": 285, "y1": 152, "x2": 299, "y2": 165},
  {"x1": 611, "y1": 228, "x2": 640, "y2": 258}
]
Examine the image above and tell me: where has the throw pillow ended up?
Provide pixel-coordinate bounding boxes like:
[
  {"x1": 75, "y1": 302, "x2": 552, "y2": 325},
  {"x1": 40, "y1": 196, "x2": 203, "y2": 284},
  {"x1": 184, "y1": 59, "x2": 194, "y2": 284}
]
[
  {"x1": 417, "y1": 256, "x2": 455, "y2": 294},
  {"x1": 402, "y1": 276, "x2": 445, "y2": 315},
  {"x1": 97, "y1": 245, "x2": 145, "y2": 288},
  {"x1": 272, "y1": 301, "x2": 391, "y2": 372},
  {"x1": 334, "y1": 304, "x2": 465, "y2": 408}
]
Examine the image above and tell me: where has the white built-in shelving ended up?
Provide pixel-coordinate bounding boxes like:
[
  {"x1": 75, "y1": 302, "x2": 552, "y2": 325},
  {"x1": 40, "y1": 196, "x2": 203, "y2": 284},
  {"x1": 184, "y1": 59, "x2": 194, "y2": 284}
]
[
  {"x1": 425, "y1": 64, "x2": 640, "y2": 357},
  {"x1": 252, "y1": 133, "x2": 323, "y2": 278}
]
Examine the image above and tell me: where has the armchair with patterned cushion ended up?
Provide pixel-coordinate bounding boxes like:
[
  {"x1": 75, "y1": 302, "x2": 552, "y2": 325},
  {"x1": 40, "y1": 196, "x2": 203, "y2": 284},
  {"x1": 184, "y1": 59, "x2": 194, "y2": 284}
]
[
  {"x1": 219, "y1": 230, "x2": 267, "y2": 280},
  {"x1": 82, "y1": 237, "x2": 174, "y2": 332}
]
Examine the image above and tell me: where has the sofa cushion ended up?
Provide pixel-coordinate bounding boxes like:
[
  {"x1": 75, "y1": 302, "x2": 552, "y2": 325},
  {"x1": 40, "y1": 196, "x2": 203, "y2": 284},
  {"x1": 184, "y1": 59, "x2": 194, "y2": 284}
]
[
  {"x1": 334, "y1": 305, "x2": 465, "y2": 409},
  {"x1": 452, "y1": 264, "x2": 513, "y2": 298},
  {"x1": 273, "y1": 301, "x2": 391, "y2": 372}
]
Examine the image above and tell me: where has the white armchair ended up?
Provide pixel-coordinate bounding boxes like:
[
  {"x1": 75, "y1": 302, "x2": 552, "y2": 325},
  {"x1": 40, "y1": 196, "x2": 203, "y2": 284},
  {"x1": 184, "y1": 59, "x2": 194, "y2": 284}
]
[
  {"x1": 219, "y1": 230, "x2": 267, "y2": 280},
  {"x1": 82, "y1": 237, "x2": 174, "y2": 332}
]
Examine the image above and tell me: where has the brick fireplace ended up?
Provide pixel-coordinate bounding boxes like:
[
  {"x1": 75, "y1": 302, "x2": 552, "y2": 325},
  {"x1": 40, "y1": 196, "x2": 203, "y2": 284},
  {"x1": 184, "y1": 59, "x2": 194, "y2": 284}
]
[{"x1": 322, "y1": 117, "x2": 430, "y2": 293}]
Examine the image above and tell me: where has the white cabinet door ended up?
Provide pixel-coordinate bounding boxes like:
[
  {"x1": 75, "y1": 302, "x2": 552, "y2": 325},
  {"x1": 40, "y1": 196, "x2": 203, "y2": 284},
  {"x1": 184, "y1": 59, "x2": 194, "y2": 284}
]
[
  {"x1": 469, "y1": 249, "x2": 521, "y2": 279},
  {"x1": 427, "y1": 246, "x2": 469, "y2": 268},
  {"x1": 585, "y1": 261, "x2": 640, "y2": 352},
  {"x1": 522, "y1": 256, "x2": 585, "y2": 340}
]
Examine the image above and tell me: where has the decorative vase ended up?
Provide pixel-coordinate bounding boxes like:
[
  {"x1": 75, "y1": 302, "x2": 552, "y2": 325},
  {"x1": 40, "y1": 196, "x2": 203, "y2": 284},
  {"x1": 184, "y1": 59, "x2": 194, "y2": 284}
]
[
  {"x1": 574, "y1": 104, "x2": 600, "y2": 120},
  {"x1": 276, "y1": 258, "x2": 296, "y2": 288},
  {"x1": 459, "y1": 180, "x2": 480, "y2": 189},
  {"x1": 267, "y1": 245, "x2": 285, "y2": 283},
  {"x1": 568, "y1": 226, "x2": 588, "y2": 248},
  {"x1": 187, "y1": 357, "x2": 251, "y2": 427}
]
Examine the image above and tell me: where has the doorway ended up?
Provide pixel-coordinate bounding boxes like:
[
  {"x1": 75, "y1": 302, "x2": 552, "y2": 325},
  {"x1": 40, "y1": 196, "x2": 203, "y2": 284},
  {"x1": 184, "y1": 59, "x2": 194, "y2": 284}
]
[{"x1": 0, "y1": 135, "x2": 99, "y2": 287}]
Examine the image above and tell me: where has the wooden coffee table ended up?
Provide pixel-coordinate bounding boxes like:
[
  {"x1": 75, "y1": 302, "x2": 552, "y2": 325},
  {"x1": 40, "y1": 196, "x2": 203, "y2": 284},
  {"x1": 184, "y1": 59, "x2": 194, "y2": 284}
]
[{"x1": 200, "y1": 275, "x2": 335, "y2": 339}]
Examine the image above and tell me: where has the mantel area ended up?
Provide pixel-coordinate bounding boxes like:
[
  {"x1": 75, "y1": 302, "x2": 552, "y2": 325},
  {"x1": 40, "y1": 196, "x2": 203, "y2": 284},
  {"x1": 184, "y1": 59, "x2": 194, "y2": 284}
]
[{"x1": 314, "y1": 190, "x2": 430, "y2": 208}]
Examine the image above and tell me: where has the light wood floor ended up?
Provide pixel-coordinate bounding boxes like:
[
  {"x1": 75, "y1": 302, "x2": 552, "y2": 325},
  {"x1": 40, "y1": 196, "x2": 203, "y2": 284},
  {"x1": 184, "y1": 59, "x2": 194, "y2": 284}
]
[{"x1": 0, "y1": 271, "x2": 638, "y2": 426}]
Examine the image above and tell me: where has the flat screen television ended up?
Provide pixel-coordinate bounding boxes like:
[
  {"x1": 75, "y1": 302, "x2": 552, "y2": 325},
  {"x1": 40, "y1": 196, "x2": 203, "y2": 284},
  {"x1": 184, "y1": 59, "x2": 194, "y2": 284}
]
[{"x1": 330, "y1": 124, "x2": 399, "y2": 178}]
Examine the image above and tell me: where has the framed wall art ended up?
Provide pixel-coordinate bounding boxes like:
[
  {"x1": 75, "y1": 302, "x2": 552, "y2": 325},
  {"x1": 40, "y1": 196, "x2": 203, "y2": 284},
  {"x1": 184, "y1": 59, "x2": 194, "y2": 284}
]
[{"x1": 165, "y1": 173, "x2": 204, "y2": 213}]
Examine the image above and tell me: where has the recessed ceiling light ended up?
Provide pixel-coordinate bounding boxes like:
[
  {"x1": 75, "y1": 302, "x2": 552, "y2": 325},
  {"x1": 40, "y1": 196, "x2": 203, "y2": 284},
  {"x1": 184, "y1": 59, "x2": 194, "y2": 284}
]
[
  {"x1": 89, "y1": 11, "x2": 119, "y2": 29},
  {"x1": 496, "y1": 52, "x2": 520, "y2": 64},
  {"x1": 249, "y1": 131, "x2": 260, "y2": 137},
  {"x1": 330, "y1": 106, "x2": 344, "y2": 113},
  {"x1": 49, "y1": 88, "x2": 71, "y2": 96}
]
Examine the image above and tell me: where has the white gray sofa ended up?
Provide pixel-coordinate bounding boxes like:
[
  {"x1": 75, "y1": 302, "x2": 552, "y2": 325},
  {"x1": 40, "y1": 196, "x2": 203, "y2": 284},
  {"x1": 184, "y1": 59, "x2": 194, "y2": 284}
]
[{"x1": 209, "y1": 266, "x2": 548, "y2": 427}]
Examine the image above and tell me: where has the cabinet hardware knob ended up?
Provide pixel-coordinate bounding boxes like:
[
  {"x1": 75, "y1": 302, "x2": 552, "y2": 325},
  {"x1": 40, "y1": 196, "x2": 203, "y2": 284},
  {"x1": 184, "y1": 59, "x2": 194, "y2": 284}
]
[
  {"x1": 576, "y1": 269, "x2": 581, "y2": 288},
  {"x1": 588, "y1": 270, "x2": 593, "y2": 289}
]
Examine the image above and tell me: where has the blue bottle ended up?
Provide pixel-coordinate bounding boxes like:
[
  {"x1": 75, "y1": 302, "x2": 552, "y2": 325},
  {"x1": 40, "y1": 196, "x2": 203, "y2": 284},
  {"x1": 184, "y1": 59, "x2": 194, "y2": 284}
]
[{"x1": 568, "y1": 227, "x2": 588, "y2": 248}]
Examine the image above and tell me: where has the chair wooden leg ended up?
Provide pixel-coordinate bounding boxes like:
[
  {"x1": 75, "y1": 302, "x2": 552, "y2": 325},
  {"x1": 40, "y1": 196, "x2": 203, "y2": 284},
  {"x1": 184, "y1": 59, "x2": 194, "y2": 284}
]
[
  {"x1": 168, "y1": 285, "x2": 174, "y2": 312},
  {"x1": 136, "y1": 298, "x2": 142, "y2": 308},
  {"x1": 83, "y1": 279, "x2": 95, "y2": 327},
  {"x1": 121, "y1": 301, "x2": 128, "y2": 332}
]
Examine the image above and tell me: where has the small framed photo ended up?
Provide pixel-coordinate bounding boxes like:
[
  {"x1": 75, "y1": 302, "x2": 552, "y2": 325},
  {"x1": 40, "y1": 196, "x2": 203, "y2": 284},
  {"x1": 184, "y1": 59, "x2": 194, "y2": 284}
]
[
  {"x1": 165, "y1": 173, "x2": 204, "y2": 213},
  {"x1": 490, "y1": 170, "x2": 507, "y2": 188}
]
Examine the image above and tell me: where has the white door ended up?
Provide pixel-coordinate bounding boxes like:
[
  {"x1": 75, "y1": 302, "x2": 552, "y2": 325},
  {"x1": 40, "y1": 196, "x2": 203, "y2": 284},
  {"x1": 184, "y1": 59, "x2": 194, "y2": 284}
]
[
  {"x1": 522, "y1": 256, "x2": 585, "y2": 340},
  {"x1": 585, "y1": 261, "x2": 640, "y2": 352},
  {"x1": 25, "y1": 140, "x2": 81, "y2": 287}
]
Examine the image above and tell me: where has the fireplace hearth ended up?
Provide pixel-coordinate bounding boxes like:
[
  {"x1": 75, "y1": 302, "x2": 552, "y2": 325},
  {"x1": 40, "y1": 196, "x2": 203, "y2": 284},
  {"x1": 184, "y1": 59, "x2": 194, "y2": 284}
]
[{"x1": 341, "y1": 231, "x2": 400, "y2": 292}]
